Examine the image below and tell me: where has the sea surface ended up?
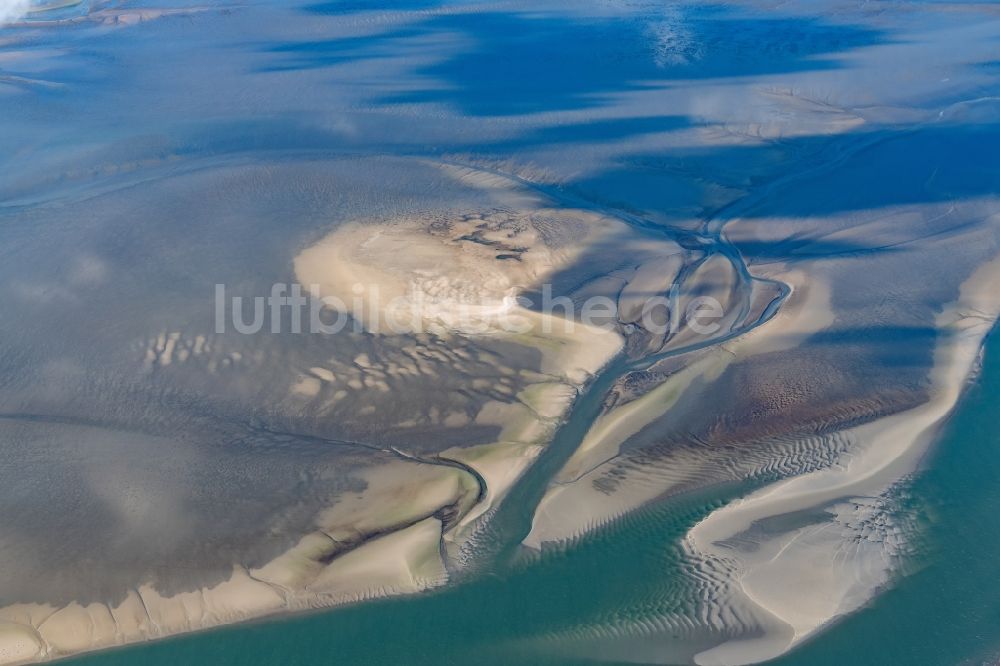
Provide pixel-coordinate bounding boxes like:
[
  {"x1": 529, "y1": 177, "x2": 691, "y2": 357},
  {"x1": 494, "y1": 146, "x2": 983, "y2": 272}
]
[{"x1": 4, "y1": 0, "x2": 1000, "y2": 663}]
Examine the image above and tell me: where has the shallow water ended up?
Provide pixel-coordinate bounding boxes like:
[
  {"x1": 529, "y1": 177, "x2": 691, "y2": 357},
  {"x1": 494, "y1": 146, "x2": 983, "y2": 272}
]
[
  {"x1": 4, "y1": 0, "x2": 1000, "y2": 663},
  {"x1": 770, "y1": 332, "x2": 1000, "y2": 666},
  {"x1": 59, "y1": 331, "x2": 1000, "y2": 665}
]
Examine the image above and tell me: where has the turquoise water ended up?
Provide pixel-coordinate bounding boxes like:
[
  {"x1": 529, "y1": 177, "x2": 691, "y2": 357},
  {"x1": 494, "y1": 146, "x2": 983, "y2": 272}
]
[
  {"x1": 64, "y1": 336, "x2": 1000, "y2": 665},
  {"x1": 770, "y1": 331, "x2": 1000, "y2": 666}
]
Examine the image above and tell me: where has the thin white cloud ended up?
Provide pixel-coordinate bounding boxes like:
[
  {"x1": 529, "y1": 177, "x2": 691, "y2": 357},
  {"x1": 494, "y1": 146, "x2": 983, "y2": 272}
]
[{"x1": 0, "y1": 0, "x2": 30, "y2": 26}]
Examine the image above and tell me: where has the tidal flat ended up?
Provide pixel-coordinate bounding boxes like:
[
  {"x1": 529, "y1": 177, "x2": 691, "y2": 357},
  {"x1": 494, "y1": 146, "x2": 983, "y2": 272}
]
[{"x1": 1, "y1": 0, "x2": 1000, "y2": 664}]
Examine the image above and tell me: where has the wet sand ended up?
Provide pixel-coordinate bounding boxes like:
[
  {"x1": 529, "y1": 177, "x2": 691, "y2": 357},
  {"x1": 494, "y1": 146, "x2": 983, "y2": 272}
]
[{"x1": 2, "y1": 0, "x2": 1000, "y2": 664}]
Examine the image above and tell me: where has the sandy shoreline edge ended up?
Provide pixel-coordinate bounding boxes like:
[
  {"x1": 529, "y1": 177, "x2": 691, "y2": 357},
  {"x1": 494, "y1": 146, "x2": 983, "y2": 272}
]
[
  {"x1": 0, "y1": 183, "x2": 634, "y2": 665},
  {"x1": 689, "y1": 257, "x2": 1000, "y2": 665}
]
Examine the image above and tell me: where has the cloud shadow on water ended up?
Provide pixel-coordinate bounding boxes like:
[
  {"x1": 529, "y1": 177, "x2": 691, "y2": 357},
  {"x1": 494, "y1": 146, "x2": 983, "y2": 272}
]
[
  {"x1": 263, "y1": 4, "x2": 888, "y2": 116},
  {"x1": 566, "y1": 121, "x2": 1000, "y2": 228}
]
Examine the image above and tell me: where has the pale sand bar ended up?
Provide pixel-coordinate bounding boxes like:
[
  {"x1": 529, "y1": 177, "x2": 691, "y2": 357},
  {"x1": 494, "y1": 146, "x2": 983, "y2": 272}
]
[{"x1": 690, "y1": 257, "x2": 1000, "y2": 665}]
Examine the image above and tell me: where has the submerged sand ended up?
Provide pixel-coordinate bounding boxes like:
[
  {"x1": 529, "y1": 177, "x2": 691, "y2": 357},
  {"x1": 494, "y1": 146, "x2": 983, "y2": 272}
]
[
  {"x1": 0, "y1": 457, "x2": 475, "y2": 664},
  {"x1": 521, "y1": 191, "x2": 1000, "y2": 664},
  {"x1": 689, "y1": 257, "x2": 1000, "y2": 665},
  {"x1": 0, "y1": 160, "x2": 688, "y2": 664},
  {"x1": 5, "y1": 0, "x2": 1000, "y2": 662}
]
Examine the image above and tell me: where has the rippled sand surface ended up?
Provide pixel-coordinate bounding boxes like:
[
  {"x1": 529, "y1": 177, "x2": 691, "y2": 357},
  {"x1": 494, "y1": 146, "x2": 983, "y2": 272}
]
[{"x1": 2, "y1": 0, "x2": 1000, "y2": 664}]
